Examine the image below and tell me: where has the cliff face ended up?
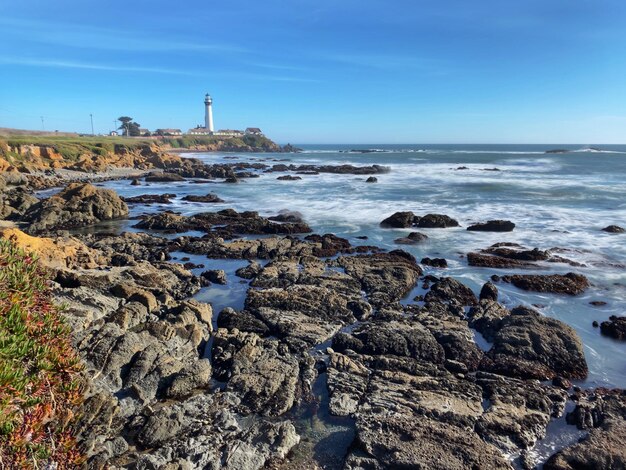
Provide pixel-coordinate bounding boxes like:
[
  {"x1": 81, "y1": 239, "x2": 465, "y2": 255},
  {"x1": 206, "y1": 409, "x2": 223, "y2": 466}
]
[
  {"x1": 0, "y1": 135, "x2": 288, "y2": 173},
  {"x1": 1, "y1": 141, "x2": 171, "y2": 173},
  {"x1": 160, "y1": 134, "x2": 283, "y2": 153}
]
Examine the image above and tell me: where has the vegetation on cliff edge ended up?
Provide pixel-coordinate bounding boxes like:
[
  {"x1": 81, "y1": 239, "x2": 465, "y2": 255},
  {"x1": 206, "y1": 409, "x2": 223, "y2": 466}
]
[
  {"x1": 0, "y1": 134, "x2": 284, "y2": 167},
  {"x1": 2, "y1": 135, "x2": 153, "y2": 162},
  {"x1": 0, "y1": 240, "x2": 84, "y2": 468}
]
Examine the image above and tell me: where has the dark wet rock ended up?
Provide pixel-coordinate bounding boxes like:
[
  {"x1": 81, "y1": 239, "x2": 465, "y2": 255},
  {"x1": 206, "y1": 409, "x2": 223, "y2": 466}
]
[
  {"x1": 481, "y1": 306, "x2": 588, "y2": 380},
  {"x1": 164, "y1": 358, "x2": 212, "y2": 399},
  {"x1": 182, "y1": 261, "x2": 203, "y2": 270},
  {"x1": 347, "y1": 299, "x2": 373, "y2": 321},
  {"x1": 344, "y1": 413, "x2": 512, "y2": 470},
  {"x1": 144, "y1": 172, "x2": 185, "y2": 182},
  {"x1": 380, "y1": 210, "x2": 459, "y2": 231},
  {"x1": 546, "y1": 149, "x2": 570, "y2": 154},
  {"x1": 408, "y1": 231, "x2": 428, "y2": 241},
  {"x1": 133, "y1": 212, "x2": 190, "y2": 232},
  {"x1": 173, "y1": 235, "x2": 359, "y2": 262},
  {"x1": 276, "y1": 175, "x2": 302, "y2": 181},
  {"x1": 479, "y1": 281, "x2": 498, "y2": 301},
  {"x1": 552, "y1": 376, "x2": 572, "y2": 390},
  {"x1": 0, "y1": 186, "x2": 39, "y2": 220},
  {"x1": 332, "y1": 319, "x2": 445, "y2": 363},
  {"x1": 119, "y1": 393, "x2": 300, "y2": 469},
  {"x1": 484, "y1": 245, "x2": 550, "y2": 261},
  {"x1": 476, "y1": 372, "x2": 568, "y2": 453},
  {"x1": 24, "y1": 183, "x2": 128, "y2": 233},
  {"x1": 83, "y1": 231, "x2": 171, "y2": 264},
  {"x1": 395, "y1": 231, "x2": 429, "y2": 245},
  {"x1": 544, "y1": 419, "x2": 626, "y2": 470},
  {"x1": 467, "y1": 252, "x2": 534, "y2": 268},
  {"x1": 268, "y1": 210, "x2": 304, "y2": 223},
  {"x1": 468, "y1": 300, "x2": 511, "y2": 341},
  {"x1": 499, "y1": 272, "x2": 589, "y2": 295},
  {"x1": 235, "y1": 261, "x2": 262, "y2": 279},
  {"x1": 211, "y1": 329, "x2": 303, "y2": 416},
  {"x1": 304, "y1": 233, "x2": 378, "y2": 257},
  {"x1": 593, "y1": 320, "x2": 600, "y2": 328},
  {"x1": 268, "y1": 163, "x2": 388, "y2": 174},
  {"x1": 602, "y1": 225, "x2": 625, "y2": 233},
  {"x1": 365, "y1": 176, "x2": 377, "y2": 183},
  {"x1": 135, "y1": 208, "x2": 312, "y2": 236},
  {"x1": 424, "y1": 277, "x2": 478, "y2": 306},
  {"x1": 281, "y1": 143, "x2": 302, "y2": 153},
  {"x1": 181, "y1": 193, "x2": 224, "y2": 203},
  {"x1": 416, "y1": 213, "x2": 460, "y2": 228},
  {"x1": 217, "y1": 307, "x2": 270, "y2": 336},
  {"x1": 600, "y1": 316, "x2": 626, "y2": 340},
  {"x1": 327, "y1": 350, "x2": 483, "y2": 426},
  {"x1": 201, "y1": 269, "x2": 227, "y2": 285},
  {"x1": 301, "y1": 163, "x2": 388, "y2": 175},
  {"x1": 130, "y1": 178, "x2": 141, "y2": 186},
  {"x1": 123, "y1": 193, "x2": 176, "y2": 204},
  {"x1": 380, "y1": 211, "x2": 416, "y2": 228},
  {"x1": 590, "y1": 300, "x2": 607, "y2": 306},
  {"x1": 244, "y1": 284, "x2": 359, "y2": 348},
  {"x1": 224, "y1": 176, "x2": 239, "y2": 183},
  {"x1": 336, "y1": 250, "x2": 422, "y2": 307},
  {"x1": 469, "y1": 243, "x2": 582, "y2": 269},
  {"x1": 467, "y1": 220, "x2": 516, "y2": 232},
  {"x1": 421, "y1": 257, "x2": 448, "y2": 268},
  {"x1": 239, "y1": 258, "x2": 366, "y2": 348},
  {"x1": 409, "y1": 302, "x2": 484, "y2": 371},
  {"x1": 566, "y1": 388, "x2": 626, "y2": 430}
]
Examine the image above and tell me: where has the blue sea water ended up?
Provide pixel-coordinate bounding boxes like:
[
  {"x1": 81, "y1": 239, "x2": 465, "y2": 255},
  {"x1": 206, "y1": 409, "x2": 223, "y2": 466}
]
[{"x1": 97, "y1": 144, "x2": 626, "y2": 389}]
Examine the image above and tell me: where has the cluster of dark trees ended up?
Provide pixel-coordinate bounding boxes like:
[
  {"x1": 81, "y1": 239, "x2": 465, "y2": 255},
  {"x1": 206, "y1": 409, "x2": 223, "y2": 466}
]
[{"x1": 117, "y1": 116, "x2": 142, "y2": 136}]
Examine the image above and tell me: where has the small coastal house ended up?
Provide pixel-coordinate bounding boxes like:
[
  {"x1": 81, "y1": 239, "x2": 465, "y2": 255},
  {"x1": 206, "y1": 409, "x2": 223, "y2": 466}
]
[
  {"x1": 109, "y1": 131, "x2": 119, "y2": 136},
  {"x1": 155, "y1": 128, "x2": 183, "y2": 136},
  {"x1": 245, "y1": 127, "x2": 263, "y2": 136},
  {"x1": 138, "y1": 128, "x2": 151, "y2": 136},
  {"x1": 214, "y1": 129, "x2": 244, "y2": 137},
  {"x1": 188, "y1": 126, "x2": 212, "y2": 135}
]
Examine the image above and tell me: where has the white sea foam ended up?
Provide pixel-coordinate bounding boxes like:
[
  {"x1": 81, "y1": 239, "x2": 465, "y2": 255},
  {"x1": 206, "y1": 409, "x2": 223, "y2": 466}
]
[{"x1": 97, "y1": 145, "x2": 626, "y2": 388}]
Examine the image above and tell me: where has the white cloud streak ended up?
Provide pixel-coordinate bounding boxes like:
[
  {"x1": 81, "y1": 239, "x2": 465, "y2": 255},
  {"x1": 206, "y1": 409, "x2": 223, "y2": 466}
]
[{"x1": 0, "y1": 57, "x2": 195, "y2": 75}]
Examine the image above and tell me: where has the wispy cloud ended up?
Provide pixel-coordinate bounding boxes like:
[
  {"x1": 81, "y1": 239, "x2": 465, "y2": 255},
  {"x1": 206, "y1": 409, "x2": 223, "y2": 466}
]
[
  {"x1": 0, "y1": 56, "x2": 319, "y2": 82},
  {"x1": 320, "y1": 52, "x2": 449, "y2": 74},
  {"x1": 0, "y1": 17, "x2": 246, "y2": 53},
  {"x1": 230, "y1": 71, "x2": 320, "y2": 83},
  {"x1": 0, "y1": 57, "x2": 194, "y2": 75},
  {"x1": 245, "y1": 62, "x2": 309, "y2": 72}
]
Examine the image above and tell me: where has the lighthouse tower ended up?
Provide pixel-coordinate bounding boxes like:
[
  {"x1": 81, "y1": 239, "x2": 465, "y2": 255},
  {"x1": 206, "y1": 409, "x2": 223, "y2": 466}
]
[{"x1": 204, "y1": 93, "x2": 214, "y2": 132}]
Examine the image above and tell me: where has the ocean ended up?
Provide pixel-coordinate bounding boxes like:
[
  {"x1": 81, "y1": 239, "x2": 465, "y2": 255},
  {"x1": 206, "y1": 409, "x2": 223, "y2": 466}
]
[{"x1": 87, "y1": 144, "x2": 626, "y2": 389}]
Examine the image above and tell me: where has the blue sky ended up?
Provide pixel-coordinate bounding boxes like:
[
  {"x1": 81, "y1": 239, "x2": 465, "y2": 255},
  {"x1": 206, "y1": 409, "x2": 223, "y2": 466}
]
[{"x1": 1, "y1": 0, "x2": 625, "y2": 143}]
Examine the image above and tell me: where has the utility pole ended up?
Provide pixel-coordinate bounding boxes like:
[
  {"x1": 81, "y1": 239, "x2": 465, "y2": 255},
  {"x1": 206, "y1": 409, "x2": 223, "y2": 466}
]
[
  {"x1": 40, "y1": 116, "x2": 45, "y2": 131},
  {"x1": 90, "y1": 114, "x2": 94, "y2": 136}
]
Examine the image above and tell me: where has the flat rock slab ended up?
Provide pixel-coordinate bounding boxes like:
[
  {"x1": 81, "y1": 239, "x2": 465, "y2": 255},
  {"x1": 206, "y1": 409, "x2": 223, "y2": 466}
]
[{"x1": 498, "y1": 272, "x2": 589, "y2": 295}]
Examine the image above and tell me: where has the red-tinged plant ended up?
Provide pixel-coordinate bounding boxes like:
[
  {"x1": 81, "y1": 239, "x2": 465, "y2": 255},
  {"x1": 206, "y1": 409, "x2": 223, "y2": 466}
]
[{"x1": 0, "y1": 240, "x2": 85, "y2": 469}]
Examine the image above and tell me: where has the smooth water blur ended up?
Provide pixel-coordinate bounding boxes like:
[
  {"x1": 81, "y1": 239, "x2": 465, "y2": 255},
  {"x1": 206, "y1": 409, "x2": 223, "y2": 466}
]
[{"x1": 99, "y1": 144, "x2": 626, "y2": 388}]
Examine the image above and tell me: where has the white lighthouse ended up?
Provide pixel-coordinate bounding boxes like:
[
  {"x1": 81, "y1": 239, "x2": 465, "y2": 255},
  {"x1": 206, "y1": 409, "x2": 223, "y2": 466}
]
[{"x1": 204, "y1": 93, "x2": 214, "y2": 133}]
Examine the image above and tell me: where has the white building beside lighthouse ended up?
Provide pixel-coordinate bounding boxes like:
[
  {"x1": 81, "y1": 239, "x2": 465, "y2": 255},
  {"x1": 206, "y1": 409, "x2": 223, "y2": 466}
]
[
  {"x1": 188, "y1": 93, "x2": 216, "y2": 135},
  {"x1": 186, "y1": 93, "x2": 259, "y2": 137}
]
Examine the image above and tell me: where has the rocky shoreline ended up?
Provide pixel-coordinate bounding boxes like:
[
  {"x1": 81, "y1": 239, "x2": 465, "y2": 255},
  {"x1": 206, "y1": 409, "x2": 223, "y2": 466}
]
[{"x1": 1, "y1": 151, "x2": 626, "y2": 469}]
